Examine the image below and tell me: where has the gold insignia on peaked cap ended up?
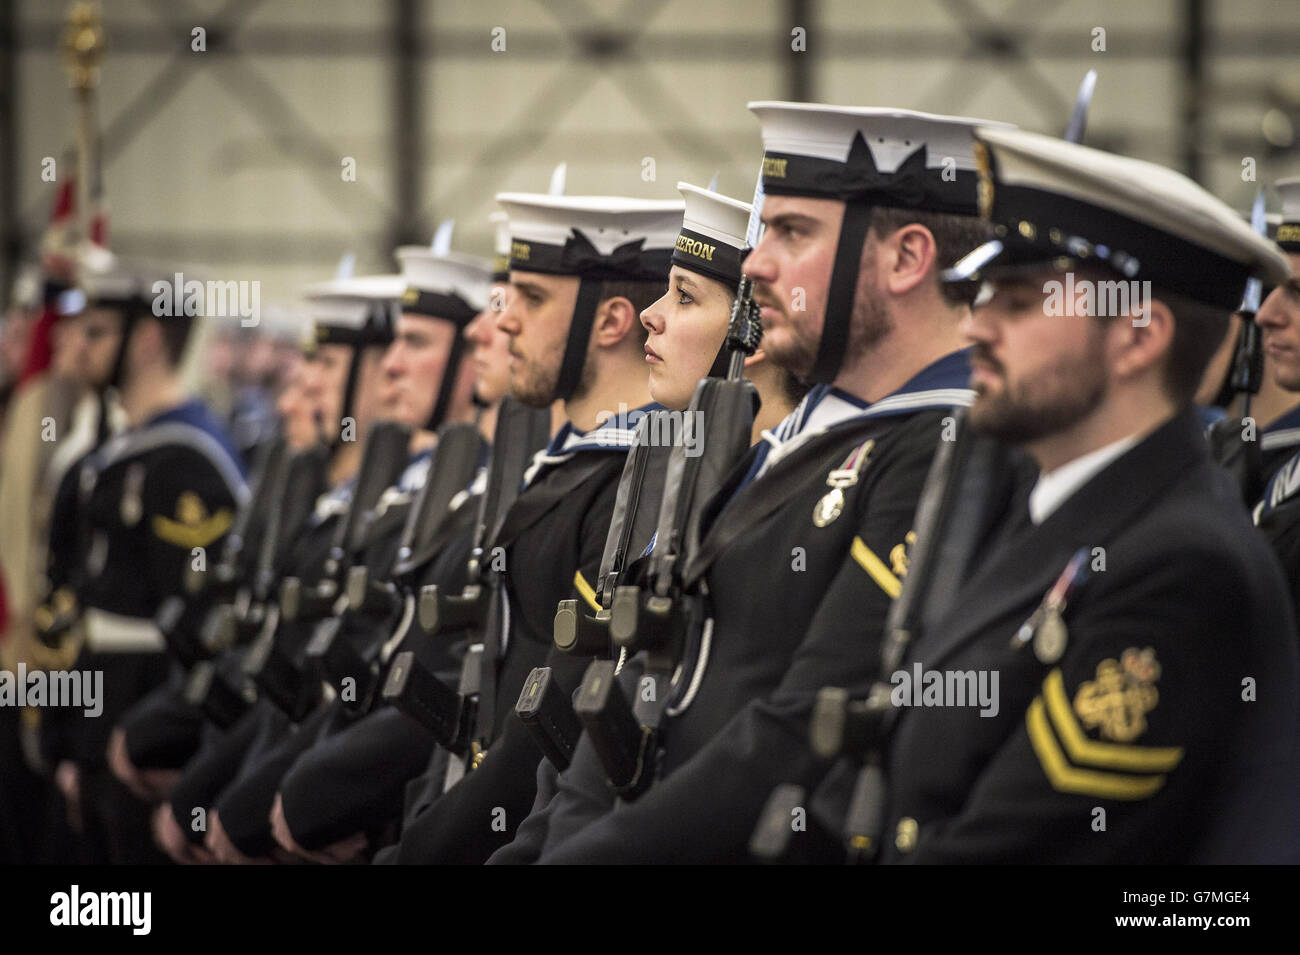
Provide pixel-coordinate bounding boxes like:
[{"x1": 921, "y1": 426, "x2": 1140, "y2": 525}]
[
  {"x1": 1073, "y1": 648, "x2": 1161, "y2": 743},
  {"x1": 973, "y1": 140, "x2": 994, "y2": 221}
]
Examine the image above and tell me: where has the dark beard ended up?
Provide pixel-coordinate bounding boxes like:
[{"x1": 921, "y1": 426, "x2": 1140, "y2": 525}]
[
  {"x1": 510, "y1": 357, "x2": 559, "y2": 408},
  {"x1": 846, "y1": 280, "x2": 892, "y2": 356},
  {"x1": 762, "y1": 320, "x2": 818, "y2": 378},
  {"x1": 969, "y1": 340, "x2": 1108, "y2": 445}
]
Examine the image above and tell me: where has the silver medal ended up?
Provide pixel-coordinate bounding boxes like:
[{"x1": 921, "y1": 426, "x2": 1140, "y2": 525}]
[
  {"x1": 813, "y1": 487, "x2": 845, "y2": 527},
  {"x1": 1033, "y1": 608, "x2": 1068, "y2": 664}
]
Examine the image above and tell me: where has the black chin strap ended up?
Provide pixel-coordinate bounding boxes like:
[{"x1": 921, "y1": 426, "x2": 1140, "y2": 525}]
[
  {"x1": 330, "y1": 302, "x2": 395, "y2": 452},
  {"x1": 332, "y1": 347, "x2": 364, "y2": 454},
  {"x1": 810, "y1": 199, "x2": 873, "y2": 384},
  {"x1": 425, "y1": 332, "x2": 467, "y2": 431},
  {"x1": 554, "y1": 277, "x2": 605, "y2": 402}
]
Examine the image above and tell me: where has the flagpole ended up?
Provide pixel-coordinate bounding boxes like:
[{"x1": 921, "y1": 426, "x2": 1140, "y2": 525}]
[{"x1": 60, "y1": 1, "x2": 104, "y2": 250}]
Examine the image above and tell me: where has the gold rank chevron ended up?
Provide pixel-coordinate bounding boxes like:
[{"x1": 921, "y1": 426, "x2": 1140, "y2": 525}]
[
  {"x1": 574, "y1": 570, "x2": 601, "y2": 613},
  {"x1": 1026, "y1": 669, "x2": 1183, "y2": 800},
  {"x1": 851, "y1": 536, "x2": 902, "y2": 599},
  {"x1": 151, "y1": 508, "x2": 233, "y2": 550}
]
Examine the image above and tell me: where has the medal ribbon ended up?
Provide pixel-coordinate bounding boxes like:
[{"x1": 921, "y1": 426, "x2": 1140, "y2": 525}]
[{"x1": 1011, "y1": 546, "x2": 1091, "y2": 650}]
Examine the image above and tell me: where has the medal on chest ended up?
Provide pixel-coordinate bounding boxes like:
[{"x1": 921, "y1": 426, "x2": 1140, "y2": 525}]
[
  {"x1": 1010, "y1": 546, "x2": 1091, "y2": 664},
  {"x1": 119, "y1": 462, "x2": 146, "y2": 527},
  {"x1": 813, "y1": 439, "x2": 874, "y2": 528}
]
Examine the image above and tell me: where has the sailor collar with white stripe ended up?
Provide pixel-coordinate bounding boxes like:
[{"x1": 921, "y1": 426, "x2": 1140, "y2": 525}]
[
  {"x1": 753, "y1": 349, "x2": 974, "y2": 481},
  {"x1": 92, "y1": 400, "x2": 248, "y2": 507},
  {"x1": 1258, "y1": 445, "x2": 1300, "y2": 521},
  {"x1": 375, "y1": 448, "x2": 436, "y2": 515},
  {"x1": 398, "y1": 447, "x2": 434, "y2": 492},
  {"x1": 312, "y1": 477, "x2": 356, "y2": 524},
  {"x1": 523, "y1": 402, "x2": 666, "y2": 488},
  {"x1": 1261, "y1": 403, "x2": 1300, "y2": 452}
]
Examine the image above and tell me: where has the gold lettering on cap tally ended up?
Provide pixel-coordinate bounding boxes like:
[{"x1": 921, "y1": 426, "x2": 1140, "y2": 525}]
[
  {"x1": 511, "y1": 241, "x2": 531, "y2": 261},
  {"x1": 675, "y1": 234, "x2": 716, "y2": 261},
  {"x1": 762, "y1": 156, "x2": 788, "y2": 180}
]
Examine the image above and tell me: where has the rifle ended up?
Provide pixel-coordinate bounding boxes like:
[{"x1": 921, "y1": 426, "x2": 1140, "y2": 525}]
[
  {"x1": 517, "y1": 411, "x2": 674, "y2": 768},
  {"x1": 552, "y1": 411, "x2": 673, "y2": 655},
  {"x1": 244, "y1": 420, "x2": 411, "y2": 721},
  {"x1": 751, "y1": 412, "x2": 1014, "y2": 862},
  {"x1": 417, "y1": 399, "x2": 550, "y2": 635},
  {"x1": 382, "y1": 398, "x2": 550, "y2": 771},
  {"x1": 573, "y1": 174, "x2": 766, "y2": 798},
  {"x1": 278, "y1": 420, "x2": 413, "y2": 624},
  {"x1": 1211, "y1": 189, "x2": 1269, "y2": 503},
  {"x1": 182, "y1": 441, "x2": 329, "y2": 727},
  {"x1": 151, "y1": 433, "x2": 288, "y2": 669},
  {"x1": 311, "y1": 421, "x2": 486, "y2": 712}
]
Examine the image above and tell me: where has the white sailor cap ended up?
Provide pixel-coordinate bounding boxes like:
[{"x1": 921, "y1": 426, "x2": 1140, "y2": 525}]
[
  {"x1": 62, "y1": 246, "x2": 154, "y2": 317},
  {"x1": 395, "y1": 246, "x2": 492, "y2": 326},
  {"x1": 302, "y1": 273, "x2": 403, "y2": 347},
  {"x1": 1276, "y1": 178, "x2": 1300, "y2": 253},
  {"x1": 494, "y1": 193, "x2": 684, "y2": 282},
  {"x1": 953, "y1": 126, "x2": 1291, "y2": 311},
  {"x1": 251, "y1": 305, "x2": 310, "y2": 342},
  {"x1": 672, "y1": 182, "x2": 751, "y2": 287},
  {"x1": 747, "y1": 101, "x2": 1012, "y2": 215}
]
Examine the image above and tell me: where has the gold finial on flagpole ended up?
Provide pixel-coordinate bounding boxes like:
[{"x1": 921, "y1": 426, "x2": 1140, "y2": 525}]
[{"x1": 61, "y1": 2, "x2": 105, "y2": 91}]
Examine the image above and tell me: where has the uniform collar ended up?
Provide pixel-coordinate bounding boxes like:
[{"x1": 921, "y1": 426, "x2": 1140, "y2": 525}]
[
  {"x1": 1261, "y1": 402, "x2": 1300, "y2": 452},
  {"x1": 398, "y1": 447, "x2": 434, "y2": 492},
  {"x1": 752, "y1": 348, "x2": 974, "y2": 482},
  {"x1": 1028, "y1": 432, "x2": 1141, "y2": 525},
  {"x1": 524, "y1": 402, "x2": 666, "y2": 488},
  {"x1": 140, "y1": 397, "x2": 245, "y2": 474},
  {"x1": 1197, "y1": 404, "x2": 1228, "y2": 431},
  {"x1": 1259, "y1": 447, "x2": 1300, "y2": 519}
]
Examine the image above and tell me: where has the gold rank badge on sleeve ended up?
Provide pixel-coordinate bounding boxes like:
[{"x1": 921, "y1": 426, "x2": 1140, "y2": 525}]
[
  {"x1": 1025, "y1": 647, "x2": 1183, "y2": 800},
  {"x1": 152, "y1": 491, "x2": 233, "y2": 550}
]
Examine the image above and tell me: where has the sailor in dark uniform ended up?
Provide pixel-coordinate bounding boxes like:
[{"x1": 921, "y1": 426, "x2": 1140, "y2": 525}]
[
  {"x1": 386, "y1": 194, "x2": 681, "y2": 864},
  {"x1": 269, "y1": 242, "x2": 514, "y2": 862},
  {"x1": 155, "y1": 271, "x2": 396, "y2": 863},
  {"x1": 201, "y1": 261, "x2": 467, "y2": 863},
  {"x1": 39, "y1": 256, "x2": 246, "y2": 864},
  {"x1": 868, "y1": 127, "x2": 1299, "y2": 863},
  {"x1": 494, "y1": 181, "x2": 804, "y2": 863},
  {"x1": 1251, "y1": 178, "x2": 1300, "y2": 616},
  {"x1": 508, "y1": 104, "x2": 1000, "y2": 864},
  {"x1": 1204, "y1": 193, "x2": 1300, "y2": 502},
  {"x1": 209, "y1": 242, "x2": 499, "y2": 862}
]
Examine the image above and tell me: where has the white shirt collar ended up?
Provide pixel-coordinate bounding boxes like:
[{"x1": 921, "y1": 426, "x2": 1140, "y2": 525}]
[{"x1": 1029, "y1": 433, "x2": 1141, "y2": 525}]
